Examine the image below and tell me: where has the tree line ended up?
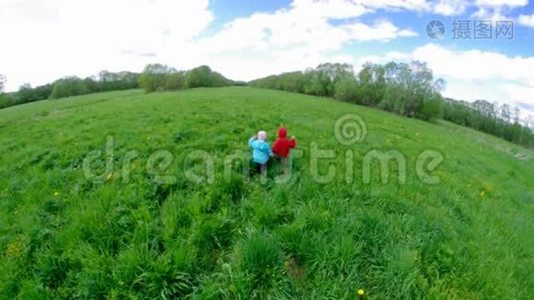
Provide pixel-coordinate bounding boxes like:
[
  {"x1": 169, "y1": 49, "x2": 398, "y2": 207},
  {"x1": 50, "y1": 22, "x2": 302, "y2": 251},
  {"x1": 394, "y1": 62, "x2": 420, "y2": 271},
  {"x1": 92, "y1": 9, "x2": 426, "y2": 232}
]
[
  {"x1": 249, "y1": 62, "x2": 445, "y2": 120},
  {"x1": 1, "y1": 62, "x2": 532, "y2": 147},
  {"x1": 137, "y1": 64, "x2": 234, "y2": 93},
  {"x1": 249, "y1": 62, "x2": 534, "y2": 148},
  {"x1": 0, "y1": 65, "x2": 234, "y2": 109},
  {"x1": 442, "y1": 98, "x2": 534, "y2": 147},
  {"x1": 0, "y1": 71, "x2": 140, "y2": 108}
]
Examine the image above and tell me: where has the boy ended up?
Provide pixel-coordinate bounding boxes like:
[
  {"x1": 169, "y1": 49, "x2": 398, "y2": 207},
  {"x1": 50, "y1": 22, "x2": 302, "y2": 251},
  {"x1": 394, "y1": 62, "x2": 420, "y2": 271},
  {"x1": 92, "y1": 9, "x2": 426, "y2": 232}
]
[
  {"x1": 248, "y1": 130, "x2": 273, "y2": 174},
  {"x1": 272, "y1": 126, "x2": 297, "y2": 174}
]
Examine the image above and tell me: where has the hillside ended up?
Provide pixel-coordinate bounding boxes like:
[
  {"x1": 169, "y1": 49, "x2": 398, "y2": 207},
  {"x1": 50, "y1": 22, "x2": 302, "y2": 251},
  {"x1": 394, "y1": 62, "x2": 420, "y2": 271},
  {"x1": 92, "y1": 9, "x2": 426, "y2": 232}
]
[{"x1": 1, "y1": 87, "x2": 533, "y2": 298}]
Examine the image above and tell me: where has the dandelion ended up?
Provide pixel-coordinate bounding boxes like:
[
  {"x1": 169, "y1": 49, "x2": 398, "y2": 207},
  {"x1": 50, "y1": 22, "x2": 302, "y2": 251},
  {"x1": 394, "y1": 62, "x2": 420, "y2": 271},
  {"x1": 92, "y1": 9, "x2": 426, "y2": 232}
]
[
  {"x1": 54, "y1": 191, "x2": 59, "y2": 196},
  {"x1": 357, "y1": 289, "x2": 365, "y2": 296}
]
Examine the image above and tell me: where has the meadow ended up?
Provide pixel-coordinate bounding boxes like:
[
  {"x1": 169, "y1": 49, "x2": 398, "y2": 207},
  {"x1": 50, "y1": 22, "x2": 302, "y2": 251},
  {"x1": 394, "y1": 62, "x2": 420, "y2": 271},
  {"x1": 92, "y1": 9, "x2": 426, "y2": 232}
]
[{"x1": 0, "y1": 87, "x2": 533, "y2": 298}]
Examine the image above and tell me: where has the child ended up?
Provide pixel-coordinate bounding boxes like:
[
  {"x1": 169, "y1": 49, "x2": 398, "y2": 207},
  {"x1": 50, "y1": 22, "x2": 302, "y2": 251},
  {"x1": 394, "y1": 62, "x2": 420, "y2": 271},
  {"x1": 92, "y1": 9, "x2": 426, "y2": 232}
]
[
  {"x1": 272, "y1": 126, "x2": 297, "y2": 174},
  {"x1": 248, "y1": 130, "x2": 273, "y2": 174}
]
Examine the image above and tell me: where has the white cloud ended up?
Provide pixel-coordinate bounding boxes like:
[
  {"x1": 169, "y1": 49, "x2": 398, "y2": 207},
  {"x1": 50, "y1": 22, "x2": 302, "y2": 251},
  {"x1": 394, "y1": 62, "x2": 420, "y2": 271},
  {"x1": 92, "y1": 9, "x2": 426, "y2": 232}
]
[
  {"x1": 1, "y1": 0, "x2": 421, "y2": 90},
  {"x1": 290, "y1": 0, "x2": 370, "y2": 19},
  {"x1": 184, "y1": 1, "x2": 418, "y2": 82},
  {"x1": 356, "y1": 0, "x2": 432, "y2": 12},
  {"x1": 518, "y1": 14, "x2": 534, "y2": 27},
  {"x1": 470, "y1": 0, "x2": 528, "y2": 22},
  {"x1": 474, "y1": 0, "x2": 528, "y2": 7},
  {"x1": 412, "y1": 44, "x2": 534, "y2": 84},
  {"x1": 427, "y1": 0, "x2": 529, "y2": 18},
  {"x1": 346, "y1": 21, "x2": 418, "y2": 41},
  {"x1": 433, "y1": 0, "x2": 469, "y2": 16},
  {"x1": 0, "y1": 0, "x2": 213, "y2": 90}
]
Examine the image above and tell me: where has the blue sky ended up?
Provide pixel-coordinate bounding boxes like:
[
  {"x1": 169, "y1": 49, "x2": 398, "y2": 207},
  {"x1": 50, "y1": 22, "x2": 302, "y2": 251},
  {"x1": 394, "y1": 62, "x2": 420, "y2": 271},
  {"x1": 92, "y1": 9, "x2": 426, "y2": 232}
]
[
  {"x1": 0, "y1": 0, "x2": 533, "y2": 119},
  {"x1": 208, "y1": 0, "x2": 534, "y2": 57}
]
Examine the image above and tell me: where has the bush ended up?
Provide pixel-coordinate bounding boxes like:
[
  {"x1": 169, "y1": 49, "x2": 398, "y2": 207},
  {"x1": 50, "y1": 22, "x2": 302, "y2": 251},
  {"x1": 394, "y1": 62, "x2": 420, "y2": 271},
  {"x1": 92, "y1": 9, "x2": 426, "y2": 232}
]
[
  {"x1": 137, "y1": 65, "x2": 232, "y2": 93},
  {"x1": 138, "y1": 64, "x2": 176, "y2": 93},
  {"x1": 185, "y1": 65, "x2": 231, "y2": 88},
  {"x1": 14, "y1": 84, "x2": 53, "y2": 104},
  {"x1": 50, "y1": 77, "x2": 89, "y2": 99},
  {"x1": 97, "y1": 71, "x2": 139, "y2": 92},
  {"x1": 334, "y1": 77, "x2": 359, "y2": 103},
  {"x1": 420, "y1": 97, "x2": 442, "y2": 121},
  {"x1": 164, "y1": 72, "x2": 186, "y2": 90},
  {"x1": 185, "y1": 66, "x2": 212, "y2": 88},
  {"x1": 0, "y1": 93, "x2": 15, "y2": 108}
]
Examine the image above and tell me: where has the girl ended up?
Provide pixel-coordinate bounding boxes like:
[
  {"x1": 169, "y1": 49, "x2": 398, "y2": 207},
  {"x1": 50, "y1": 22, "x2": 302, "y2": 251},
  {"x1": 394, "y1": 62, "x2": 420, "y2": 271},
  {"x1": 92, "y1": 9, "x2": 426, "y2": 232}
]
[{"x1": 248, "y1": 130, "x2": 272, "y2": 174}]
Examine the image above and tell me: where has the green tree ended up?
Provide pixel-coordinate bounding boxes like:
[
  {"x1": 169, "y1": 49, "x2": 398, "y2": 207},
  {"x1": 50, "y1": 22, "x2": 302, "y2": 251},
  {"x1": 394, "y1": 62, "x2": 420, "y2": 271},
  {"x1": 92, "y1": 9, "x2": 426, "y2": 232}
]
[
  {"x1": 185, "y1": 65, "x2": 211, "y2": 88},
  {"x1": 0, "y1": 94, "x2": 14, "y2": 108},
  {"x1": 184, "y1": 65, "x2": 232, "y2": 88},
  {"x1": 98, "y1": 71, "x2": 139, "y2": 91},
  {"x1": 313, "y1": 63, "x2": 353, "y2": 97},
  {"x1": 420, "y1": 97, "x2": 442, "y2": 121},
  {"x1": 139, "y1": 64, "x2": 177, "y2": 92},
  {"x1": 14, "y1": 83, "x2": 53, "y2": 104},
  {"x1": 165, "y1": 71, "x2": 186, "y2": 90},
  {"x1": 50, "y1": 77, "x2": 89, "y2": 99},
  {"x1": 333, "y1": 76, "x2": 359, "y2": 102},
  {"x1": 357, "y1": 63, "x2": 386, "y2": 106}
]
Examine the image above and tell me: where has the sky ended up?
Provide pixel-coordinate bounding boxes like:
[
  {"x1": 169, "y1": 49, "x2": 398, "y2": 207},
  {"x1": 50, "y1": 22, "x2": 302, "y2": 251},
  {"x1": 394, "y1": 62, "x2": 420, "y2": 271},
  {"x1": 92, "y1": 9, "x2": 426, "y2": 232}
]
[{"x1": 1, "y1": 0, "x2": 533, "y2": 118}]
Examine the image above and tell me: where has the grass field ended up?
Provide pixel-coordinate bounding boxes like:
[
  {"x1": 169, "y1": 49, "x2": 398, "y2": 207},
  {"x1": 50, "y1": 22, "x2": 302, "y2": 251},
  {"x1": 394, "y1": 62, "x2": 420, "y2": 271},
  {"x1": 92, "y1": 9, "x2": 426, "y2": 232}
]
[{"x1": 1, "y1": 87, "x2": 533, "y2": 299}]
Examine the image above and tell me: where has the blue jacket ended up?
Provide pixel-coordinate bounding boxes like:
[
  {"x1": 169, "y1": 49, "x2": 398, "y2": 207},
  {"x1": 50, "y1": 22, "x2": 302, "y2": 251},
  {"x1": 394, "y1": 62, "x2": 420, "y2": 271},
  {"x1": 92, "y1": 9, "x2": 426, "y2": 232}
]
[{"x1": 249, "y1": 137, "x2": 272, "y2": 164}]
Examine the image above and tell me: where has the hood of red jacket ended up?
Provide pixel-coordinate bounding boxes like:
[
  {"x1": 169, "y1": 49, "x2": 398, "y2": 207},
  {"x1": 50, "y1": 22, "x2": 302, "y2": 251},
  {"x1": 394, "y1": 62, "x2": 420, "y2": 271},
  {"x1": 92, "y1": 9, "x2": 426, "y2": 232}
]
[{"x1": 277, "y1": 127, "x2": 287, "y2": 138}]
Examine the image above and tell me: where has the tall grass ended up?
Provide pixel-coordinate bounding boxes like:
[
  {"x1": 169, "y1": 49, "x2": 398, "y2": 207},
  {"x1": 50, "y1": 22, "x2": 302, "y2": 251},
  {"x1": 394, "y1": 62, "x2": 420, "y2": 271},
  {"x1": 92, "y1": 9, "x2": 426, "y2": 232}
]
[{"x1": 0, "y1": 87, "x2": 533, "y2": 298}]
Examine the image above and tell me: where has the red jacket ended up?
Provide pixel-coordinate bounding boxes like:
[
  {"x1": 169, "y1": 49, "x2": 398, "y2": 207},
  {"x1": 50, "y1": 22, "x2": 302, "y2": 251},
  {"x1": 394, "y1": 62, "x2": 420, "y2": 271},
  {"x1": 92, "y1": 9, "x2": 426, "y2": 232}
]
[{"x1": 272, "y1": 127, "x2": 297, "y2": 158}]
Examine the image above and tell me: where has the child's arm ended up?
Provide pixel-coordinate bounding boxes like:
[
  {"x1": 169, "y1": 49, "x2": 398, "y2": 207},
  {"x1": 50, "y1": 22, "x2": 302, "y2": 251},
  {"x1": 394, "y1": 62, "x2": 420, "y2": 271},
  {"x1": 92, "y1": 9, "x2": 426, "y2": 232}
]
[
  {"x1": 248, "y1": 135, "x2": 257, "y2": 148},
  {"x1": 289, "y1": 136, "x2": 297, "y2": 148},
  {"x1": 262, "y1": 143, "x2": 273, "y2": 157}
]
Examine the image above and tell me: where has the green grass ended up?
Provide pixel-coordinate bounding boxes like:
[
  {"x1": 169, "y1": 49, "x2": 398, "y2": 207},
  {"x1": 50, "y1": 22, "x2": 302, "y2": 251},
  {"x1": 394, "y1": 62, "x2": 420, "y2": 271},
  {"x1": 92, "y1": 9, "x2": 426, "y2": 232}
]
[{"x1": 1, "y1": 87, "x2": 533, "y2": 298}]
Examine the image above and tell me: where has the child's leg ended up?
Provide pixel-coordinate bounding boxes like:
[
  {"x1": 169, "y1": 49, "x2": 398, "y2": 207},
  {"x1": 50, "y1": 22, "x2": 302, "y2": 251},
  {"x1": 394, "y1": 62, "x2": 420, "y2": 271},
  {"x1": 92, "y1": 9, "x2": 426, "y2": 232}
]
[
  {"x1": 260, "y1": 163, "x2": 267, "y2": 174},
  {"x1": 281, "y1": 157, "x2": 288, "y2": 174},
  {"x1": 255, "y1": 162, "x2": 262, "y2": 174}
]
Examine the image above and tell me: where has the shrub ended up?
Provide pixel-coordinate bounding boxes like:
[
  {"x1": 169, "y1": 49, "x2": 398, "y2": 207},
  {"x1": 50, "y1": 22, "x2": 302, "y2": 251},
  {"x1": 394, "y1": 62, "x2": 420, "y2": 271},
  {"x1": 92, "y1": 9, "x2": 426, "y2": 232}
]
[
  {"x1": 334, "y1": 77, "x2": 359, "y2": 103},
  {"x1": 14, "y1": 84, "x2": 53, "y2": 104},
  {"x1": 138, "y1": 64, "x2": 176, "y2": 93},
  {"x1": 185, "y1": 65, "x2": 231, "y2": 88},
  {"x1": 50, "y1": 77, "x2": 89, "y2": 99},
  {"x1": 0, "y1": 93, "x2": 15, "y2": 108},
  {"x1": 420, "y1": 97, "x2": 442, "y2": 121},
  {"x1": 164, "y1": 72, "x2": 186, "y2": 90}
]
